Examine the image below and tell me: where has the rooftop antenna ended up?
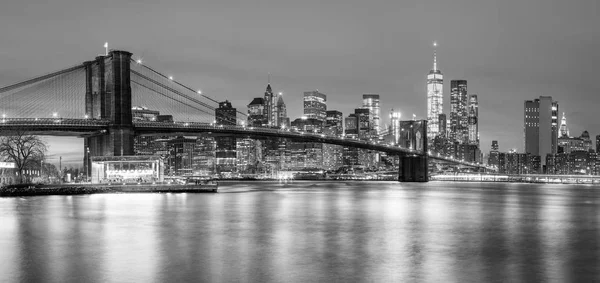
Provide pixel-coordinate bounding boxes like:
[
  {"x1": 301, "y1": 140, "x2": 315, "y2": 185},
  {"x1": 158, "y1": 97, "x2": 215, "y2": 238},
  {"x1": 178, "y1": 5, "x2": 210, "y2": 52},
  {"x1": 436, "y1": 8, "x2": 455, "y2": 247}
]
[
  {"x1": 433, "y1": 41, "x2": 437, "y2": 72},
  {"x1": 104, "y1": 42, "x2": 108, "y2": 56}
]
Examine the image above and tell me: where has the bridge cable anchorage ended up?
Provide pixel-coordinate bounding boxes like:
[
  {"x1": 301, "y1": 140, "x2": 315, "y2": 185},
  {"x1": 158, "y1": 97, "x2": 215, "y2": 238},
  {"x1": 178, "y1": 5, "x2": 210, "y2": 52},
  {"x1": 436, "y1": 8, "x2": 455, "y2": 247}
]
[
  {"x1": 131, "y1": 59, "x2": 247, "y2": 119},
  {"x1": 131, "y1": 69, "x2": 242, "y2": 124}
]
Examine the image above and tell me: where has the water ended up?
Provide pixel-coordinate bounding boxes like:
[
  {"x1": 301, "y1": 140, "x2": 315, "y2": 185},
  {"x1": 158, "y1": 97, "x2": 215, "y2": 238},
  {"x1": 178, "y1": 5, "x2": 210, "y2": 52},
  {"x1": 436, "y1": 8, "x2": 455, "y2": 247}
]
[{"x1": 1, "y1": 181, "x2": 599, "y2": 283}]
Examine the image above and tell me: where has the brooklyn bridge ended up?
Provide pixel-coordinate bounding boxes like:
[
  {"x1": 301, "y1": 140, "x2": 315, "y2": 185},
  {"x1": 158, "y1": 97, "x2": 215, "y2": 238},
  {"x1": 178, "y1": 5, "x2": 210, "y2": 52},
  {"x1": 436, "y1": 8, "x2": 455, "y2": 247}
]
[{"x1": 0, "y1": 50, "x2": 487, "y2": 182}]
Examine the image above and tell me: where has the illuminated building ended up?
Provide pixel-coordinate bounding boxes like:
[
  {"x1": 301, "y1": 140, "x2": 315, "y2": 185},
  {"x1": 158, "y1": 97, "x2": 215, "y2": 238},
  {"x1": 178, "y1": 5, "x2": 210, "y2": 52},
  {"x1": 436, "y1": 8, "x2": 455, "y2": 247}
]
[
  {"x1": 132, "y1": 106, "x2": 159, "y2": 121},
  {"x1": 438, "y1": 113, "x2": 446, "y2": 137},
  {"x1": 362, "y1": 94, "x2": 380, "y2": 137},
  {"x1": 427, "y1": 42, "x2": 443, "y2": 141},
  {"x1": 247, "y1": 97, "x2": 266, "y2": 127},
  {"x1": 167, "y1": 136, "x2": 216, "y2": 176},
  {"x1": 596, "y1": 135, "x2": 600, "y2": 153},
  {"x1": 236, "y1": 138, "x2": 261, "y2": 174},
  {"x1": 90, "y1": 156, "x2": 164, "y2": 184},
  {"x1": 343, "y1": 114, "x2": 359, "y2": 166},
  {"x1": 488, "y1": 140, "x2": 499, "y2": 168},
  {"x1": 524, "y1": 96, "x2": 558, "y2": 167},
  {"x1": 303, "y1": 91, "x2": 327, "y2": 121},
  {"x1": 559, "y1": 112, "x2": 570, "y2": 137},
  {"x1": 263, "y1": 80, "x2": 277, "y2": 127},
  {"x1": 323, "y1": 111, "x2": 344, "y2": 171},
  {"x1": 450, "y1": 80, "x2": 468, "y2": 143},
  {"x1": 468, "y1": 94, "x2": 479, "y2": 146},
  {"x1": 289, "y1": 118, "x2": 324, "y2": 170},
  {"x1": 390, "y1": 109, "x2": 401, "y2": 144},
  {"x1": 215, "y1": 101, "x2": 237, "y2": 173}
]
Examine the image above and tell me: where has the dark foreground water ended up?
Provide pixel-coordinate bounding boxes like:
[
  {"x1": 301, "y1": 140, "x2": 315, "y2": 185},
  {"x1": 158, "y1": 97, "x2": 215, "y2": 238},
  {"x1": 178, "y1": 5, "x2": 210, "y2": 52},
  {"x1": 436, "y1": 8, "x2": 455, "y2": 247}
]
[{"x1": 1, "y1": 181, "x2": 599, "y2": 283}]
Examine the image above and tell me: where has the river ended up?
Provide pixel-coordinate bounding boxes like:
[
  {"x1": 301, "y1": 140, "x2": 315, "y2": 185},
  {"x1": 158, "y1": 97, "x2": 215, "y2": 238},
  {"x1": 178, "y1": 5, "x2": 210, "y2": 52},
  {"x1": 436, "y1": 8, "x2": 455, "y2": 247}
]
[{"x1": 1, "y1": 181, "x2": 599, "y2": 282}]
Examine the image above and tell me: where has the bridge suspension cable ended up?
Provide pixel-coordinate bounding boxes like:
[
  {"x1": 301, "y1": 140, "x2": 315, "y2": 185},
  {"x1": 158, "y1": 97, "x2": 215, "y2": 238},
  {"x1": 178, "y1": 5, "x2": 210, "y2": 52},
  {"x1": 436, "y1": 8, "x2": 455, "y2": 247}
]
[
  {"x1": 0, "y1": 65, "x2": 86, "y2": 119},
  {"x1": 130, "y1": 61, "x2": 245, "y2": 124}
]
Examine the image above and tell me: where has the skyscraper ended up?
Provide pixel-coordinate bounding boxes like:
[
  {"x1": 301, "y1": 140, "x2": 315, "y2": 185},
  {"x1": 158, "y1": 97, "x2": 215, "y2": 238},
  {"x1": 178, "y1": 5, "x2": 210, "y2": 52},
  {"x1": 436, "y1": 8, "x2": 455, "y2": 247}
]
[
  {"x1": 362, "y1": 94, "x2": 380, "y2": 137},
  {"x1": 303, "y1": 91, "x2": 327, "y2": 121},
  {"x1": 468, "y1": 94, "x2": 479, "y2": 145},
  {"x1": 559, "y1": 112, "x2": 569, "y2": 137},
  {"x1": 263, "y1": 80, "x2": 277, "y2": 127},
  {"x1": 390, "y1": 109, "x2": 401, "y2": 144},
  {"x1": 438, "y1": 113, "x2": 447, "y2": 137},
  {"x1": 450, "y1": 80, "x2": 468, "y2": 143},
  {"x1": 215, "y1": 101, "x2": 237, "y2": 172},
  {"x1": 427, "y1": 42, "x2": 443, "y2": 141},
  {"x1": 276, "y1": 92, "x2": 289, "y2": 128},
  {"x1": 247, "y1": 97, "x2": 265, "y2": 127},
  {"x1": 524, "y1": 96, "x2": 558, "y2": 166}
]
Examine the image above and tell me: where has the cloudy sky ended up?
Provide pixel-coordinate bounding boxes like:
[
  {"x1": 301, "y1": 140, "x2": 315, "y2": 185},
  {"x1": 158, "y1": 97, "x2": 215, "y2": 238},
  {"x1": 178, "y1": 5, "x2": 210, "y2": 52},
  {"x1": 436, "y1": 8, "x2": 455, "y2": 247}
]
[{"x1": 0, "y1": 0, "x2": 598, "y2": 167}]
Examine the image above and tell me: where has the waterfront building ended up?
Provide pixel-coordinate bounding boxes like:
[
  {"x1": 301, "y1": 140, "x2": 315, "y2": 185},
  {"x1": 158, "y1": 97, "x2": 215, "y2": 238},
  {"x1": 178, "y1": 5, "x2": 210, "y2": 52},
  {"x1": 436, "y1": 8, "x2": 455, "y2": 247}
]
[
  {"x1": 215, "y1": 101, "x2": 237, "y2": 173},
  {"x1": 289, "y1": 118, "x2": 324, "y2": 170},
  {"x1": 323, "y1": 110, "x2": 344, "y2": 171},
  {"x1": 450, "y1": 80, "x2": 468, "y2": 143},
  {"x1": 362, "y1": 94, "x2": 380, "y2": 137},
  {"x1": 524, "y1": 96, "x2": 559, "y2": 167},
  {"x1": 427, "y1": 42, "x2": 443, "y2": 141},
  {"x1": 303, "y1": 91, "x2": 327, "y2": 121},
  {"x1": 468, "y1": 94, "x2": 479, "y2": 146}
]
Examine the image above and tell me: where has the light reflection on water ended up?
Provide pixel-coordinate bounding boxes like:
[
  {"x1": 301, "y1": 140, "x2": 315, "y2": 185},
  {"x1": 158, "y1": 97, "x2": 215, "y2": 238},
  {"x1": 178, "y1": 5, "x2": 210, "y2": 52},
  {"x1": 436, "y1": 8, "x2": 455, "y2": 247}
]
[{"x1": 0, "y1": 181, "x2": 599, "y2": 282}]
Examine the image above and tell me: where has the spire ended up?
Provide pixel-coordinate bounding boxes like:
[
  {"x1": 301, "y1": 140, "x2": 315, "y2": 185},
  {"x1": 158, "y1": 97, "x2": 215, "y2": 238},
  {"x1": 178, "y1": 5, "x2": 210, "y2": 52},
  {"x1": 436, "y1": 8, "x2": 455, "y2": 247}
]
[
  {"x1": 266, "y1": 73, "x2": 272, "y2": 92},
  {"x1": 433, "y1": 41, "x2": 438, "y2": 72}
]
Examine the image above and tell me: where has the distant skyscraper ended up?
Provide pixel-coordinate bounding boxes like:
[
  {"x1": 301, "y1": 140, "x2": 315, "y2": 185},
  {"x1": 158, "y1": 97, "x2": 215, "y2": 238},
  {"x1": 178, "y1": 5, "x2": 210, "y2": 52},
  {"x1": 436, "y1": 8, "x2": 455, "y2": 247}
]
[
  {"x1": 559, "y1": 112, "x2": 569, "y2": 137},
  {"x1": 362, "y1": 94, "x2": 380, "y2": 137},
  {"x1": 390, "y1": 109, "x2": 401, "y2": 144},
  {"x1": 450, "y1": 80, "x2": 468, "y2": 143},
  {"x1": 596, "y1": 135, "x2": 600, "y2": 153},
  {"x1": 263, "y1": 79, "x2": 277, "y2": 127},
  {"x1": 324, "y1": 110, "x2": 344, "y2": 170},
  {"x1": 276, "y1": 92, "x2": 288, "y2": 128},
  {"x1": 468, "y1": 94, "x2": 479, "y2": 145},
  {"x1": 325, "y1": 110, "x2": 344, "y2": 134},
  {"x1": 524, "y1": 96, "x2": 558, "y2": 166},
  {"x1": 492, "y1": 140, "x2": 499, "y2": 151},
  {"x1": 438, "y1": 113, "x2": 447, "y2": 137},
  {"x1": 303, "y1": 91, "x2": 327, "y2": 121},
  {"x1": 427, "y1": 42, "x2": 443, "y2": 141}
]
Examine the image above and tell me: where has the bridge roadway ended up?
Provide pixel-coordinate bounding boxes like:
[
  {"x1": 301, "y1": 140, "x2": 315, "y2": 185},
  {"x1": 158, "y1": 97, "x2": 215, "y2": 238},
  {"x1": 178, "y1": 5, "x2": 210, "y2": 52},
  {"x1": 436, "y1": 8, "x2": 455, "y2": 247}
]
[{"x1": 0, "y1": 118, "x2": 485, "y2": 169}]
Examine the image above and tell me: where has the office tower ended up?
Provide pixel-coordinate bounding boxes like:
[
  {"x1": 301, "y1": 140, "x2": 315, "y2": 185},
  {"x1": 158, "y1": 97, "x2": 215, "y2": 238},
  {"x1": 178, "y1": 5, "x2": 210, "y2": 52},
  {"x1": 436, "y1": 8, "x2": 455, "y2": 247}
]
[
  {"x1": 289, "y1": 118, "x2": 324, "y2": 169},
  {"x1": 215, "y1": 101, "x2": 237, "y2": 173},
  {"x1": 276, "y1": 92, "x2": 289, "y2": 128},
  {"x1": 390, "y1": 109, "x2": 401, "y2": 144},
  {"x1": 427, "y1": 42, "x2": 443, "y2": 141},
  {"x1": 303, "y1": 91, "x2": 327, "y2": 121},
  {"x1": 247, "y1": 97, "x2": 266, "y2": 127},
  {"x1": 492, "y1": 140, "x2": 499, "y2": 151},
  {"x1": 450, "y1": 80, "x2": 468, "y2": 143},
  {"x1": 468, "y1": 94, "x2": 479, "y2": 145},
  {"x1": 263, "y1": 78, "x2": 277, "y2": 127},
  {"x1": 343, "y1": 114, "x2": 359, "y2": 166},
  {"x1": 354, "y1": 108, "x2": 371, "y2": 140},
  {"x1": 488, "y1": 140, "x2": 500, "y2": 168},
  {"x1": 438, "y1": 113, "x2": 447, "y2": 137},
  {"x1": 325, "y1": 110, "x2": 344, "y2": 134},
  {"x1": 524, "y1": 96, "x2": 558, "y2": 166},
  {"x1": 362, "y1": 94, "x2": 380, "y2": 136},
  {"x1": 596, "y1": 135, "x2": 600, "y2": 153}
]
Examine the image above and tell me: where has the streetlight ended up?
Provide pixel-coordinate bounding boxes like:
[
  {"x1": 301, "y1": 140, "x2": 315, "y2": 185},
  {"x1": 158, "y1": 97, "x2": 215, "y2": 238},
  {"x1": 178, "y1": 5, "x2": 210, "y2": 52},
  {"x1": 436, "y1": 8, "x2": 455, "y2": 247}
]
[
  {"x1": 197, "y1": 90, "x2": 202, "y2": 94},
  {"x1": 52, "y1": 112, "x2": 58, "y2": 118},
  {"x1": 168, "y1": 76, "x2": 173, "y2": 80}
]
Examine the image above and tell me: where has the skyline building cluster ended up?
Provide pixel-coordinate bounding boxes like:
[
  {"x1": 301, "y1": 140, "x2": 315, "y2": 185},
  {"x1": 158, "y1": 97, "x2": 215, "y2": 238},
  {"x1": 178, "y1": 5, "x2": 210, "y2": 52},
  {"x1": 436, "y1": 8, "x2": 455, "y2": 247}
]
[{"x1": 427, "y1": 43, "x2": 481, "y2": 163}]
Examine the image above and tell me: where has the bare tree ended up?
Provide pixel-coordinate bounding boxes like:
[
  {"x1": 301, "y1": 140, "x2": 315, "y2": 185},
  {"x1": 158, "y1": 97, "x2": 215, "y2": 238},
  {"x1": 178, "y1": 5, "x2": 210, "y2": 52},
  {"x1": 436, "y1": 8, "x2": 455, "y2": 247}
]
[{"x1": 0, "y1": 130, "x2": 47, "y2": 183}]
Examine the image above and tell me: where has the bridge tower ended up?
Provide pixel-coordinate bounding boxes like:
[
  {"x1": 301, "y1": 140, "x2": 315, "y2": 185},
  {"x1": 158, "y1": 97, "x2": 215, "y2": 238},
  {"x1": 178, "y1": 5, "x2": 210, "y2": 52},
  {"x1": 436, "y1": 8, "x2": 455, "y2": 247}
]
[
  {"x1": 398, "y1": 120, "x2": 429, "y2": 182},
  {"x1": 83, "y1": 51, "x2": 134, "y2": 174}
]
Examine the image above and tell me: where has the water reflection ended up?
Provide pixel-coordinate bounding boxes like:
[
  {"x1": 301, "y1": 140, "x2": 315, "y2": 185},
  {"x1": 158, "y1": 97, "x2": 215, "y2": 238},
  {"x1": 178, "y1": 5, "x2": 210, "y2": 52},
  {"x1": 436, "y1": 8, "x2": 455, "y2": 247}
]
[{"x1": 1, "y1": 182, "x2": 599, "y2": 282}]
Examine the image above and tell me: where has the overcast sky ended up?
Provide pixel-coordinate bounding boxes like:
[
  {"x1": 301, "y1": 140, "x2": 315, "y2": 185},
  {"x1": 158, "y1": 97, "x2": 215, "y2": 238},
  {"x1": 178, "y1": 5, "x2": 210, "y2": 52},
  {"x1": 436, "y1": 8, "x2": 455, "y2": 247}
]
[{"x1": 0, "y1": 0, "x2": 598, "y2": 167}]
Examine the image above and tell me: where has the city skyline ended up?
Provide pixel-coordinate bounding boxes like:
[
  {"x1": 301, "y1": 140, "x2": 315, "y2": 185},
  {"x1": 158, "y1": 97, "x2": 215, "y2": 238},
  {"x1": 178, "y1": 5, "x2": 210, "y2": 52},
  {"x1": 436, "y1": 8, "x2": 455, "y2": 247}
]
[{"x1": 0, "y1": 0, "x2": 598, "y2": 166}]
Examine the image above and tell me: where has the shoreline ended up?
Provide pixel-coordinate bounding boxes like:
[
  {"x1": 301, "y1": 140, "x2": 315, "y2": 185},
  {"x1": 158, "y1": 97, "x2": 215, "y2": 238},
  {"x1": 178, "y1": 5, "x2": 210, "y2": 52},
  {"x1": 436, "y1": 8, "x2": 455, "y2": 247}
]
[{"x1": 0, "y1": 184, "x2": 218, "y2": 197}]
